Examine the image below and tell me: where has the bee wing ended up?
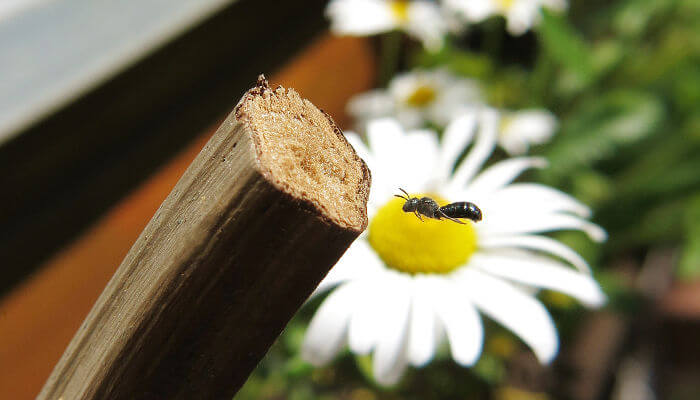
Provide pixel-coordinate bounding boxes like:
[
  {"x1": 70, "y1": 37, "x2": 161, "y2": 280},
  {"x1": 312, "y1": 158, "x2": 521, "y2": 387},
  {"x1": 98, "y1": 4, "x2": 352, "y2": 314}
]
[{"x1": 438, "y1": 210, "x2": 466, "y2": 224}]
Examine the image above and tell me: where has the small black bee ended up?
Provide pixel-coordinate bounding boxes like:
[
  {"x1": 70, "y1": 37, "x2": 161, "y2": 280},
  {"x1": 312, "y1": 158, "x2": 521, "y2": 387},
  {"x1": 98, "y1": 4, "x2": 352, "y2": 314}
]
[{"x1": 394, "y1": 188, "x2": 482, "y2": 224}]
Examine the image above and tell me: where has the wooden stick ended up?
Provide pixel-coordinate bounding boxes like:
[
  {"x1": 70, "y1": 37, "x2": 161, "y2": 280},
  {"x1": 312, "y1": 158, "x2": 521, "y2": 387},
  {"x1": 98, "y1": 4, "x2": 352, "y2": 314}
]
[{"x1": 37, "y1": 75, "x2": 371, "y2": 400}]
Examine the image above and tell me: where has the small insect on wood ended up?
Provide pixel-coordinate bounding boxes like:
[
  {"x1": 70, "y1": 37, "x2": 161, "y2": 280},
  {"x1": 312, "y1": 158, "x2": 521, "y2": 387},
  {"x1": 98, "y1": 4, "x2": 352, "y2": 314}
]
[{"x1": 394, "y1": 188, "x2": 482, "y2": 224}]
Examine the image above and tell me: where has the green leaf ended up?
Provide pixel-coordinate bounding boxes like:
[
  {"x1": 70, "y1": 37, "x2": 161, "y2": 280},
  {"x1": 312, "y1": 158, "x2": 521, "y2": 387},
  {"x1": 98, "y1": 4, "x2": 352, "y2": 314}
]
[
  {"x1": 571, "y1": 169, "x2": 615, "y2": 208},
  {"x1": 413, "y1": 44, "x2": 494, "y2": 79},
  {"x1": 354, "y1": 354, "x2": 376, "y2": 385},
  {"x1": 472, "y1": 354, "x2": 505, "y2": 384},
  {"x1": 538, "y1": 10, "x2": 595, "y2": 84},
  {"x1": 542, "y1": 90, "x2": 664, "y2": 181},
  {"x1": 612, "y1": 0, "x2": 677, "y2": 38},
  {"x1": 608, "y1": 196, "x2": 686, "y2": 250},
  {"x1": 678, "y1": 194, "x2": 700, "y2": 280}
]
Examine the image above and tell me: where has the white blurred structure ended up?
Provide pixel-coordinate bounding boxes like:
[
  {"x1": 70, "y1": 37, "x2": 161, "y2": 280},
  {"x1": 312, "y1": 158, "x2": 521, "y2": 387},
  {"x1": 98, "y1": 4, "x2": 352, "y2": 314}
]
[{"x1": 0, "y1": 0, "x2": 236, "y2": 144}]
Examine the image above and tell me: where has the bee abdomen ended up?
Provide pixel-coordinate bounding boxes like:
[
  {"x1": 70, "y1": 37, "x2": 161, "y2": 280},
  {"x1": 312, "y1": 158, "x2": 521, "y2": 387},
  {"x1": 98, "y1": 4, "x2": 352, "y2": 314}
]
[{"x1": 440, "y1": 202, "x2": 482, "y2": 222}]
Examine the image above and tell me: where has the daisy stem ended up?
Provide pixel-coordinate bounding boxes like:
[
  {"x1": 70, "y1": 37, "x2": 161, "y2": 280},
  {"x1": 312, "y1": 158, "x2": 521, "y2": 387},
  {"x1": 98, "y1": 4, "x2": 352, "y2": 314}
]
[{"x1": 378, "y1": 30, "x2": 402, "y2": 87}]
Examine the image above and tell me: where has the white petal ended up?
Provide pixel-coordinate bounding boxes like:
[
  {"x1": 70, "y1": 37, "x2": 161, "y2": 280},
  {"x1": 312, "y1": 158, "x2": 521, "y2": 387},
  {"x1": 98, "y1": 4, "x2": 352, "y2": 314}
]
[
  {"x1": 302, "y1": 282, "x2": 360, "y2": 365},
  {"x1": 348, "y1": 279, "x2": 384, "y2": 354},
  {"x1": 435, "y1": 79, "x2": 484, "y2": 117},
  {"x1": 437, "y1": 112, "x2": 478, "y2": 185},
  {"x1": 347, "y1": 90, "x2": 395, "y2": 122},
  {"x1": 505, "y1": 0, "x2": 540, "y2": 35},
  {"x1": 344, "y1": 132, "x2": 375, "y2": 169},
  {"x1": 499, "y1": 109, "x2": 557, "y2": 155},
  {"x1": 478, "y1": 213, "x2": 607, "y2": 242},
  {"x1": 443, "y1": 0, "x2": 498, "y2": 21},
  {"x1": 407, "y1": 276, "x2": 439, "y2": 367},
  {"x1": 448, "y1": 108, "x2": 499, "y2": 192},
  {"x1": 471, "y1": 252, "x2": 606, "y2": 307},
  {"x1": 542, "y1": 0, "x2": 568, "y2": 12},
  {"x1": 465, "y1": 157, "x2": 547, "y2": 197},
  {"x1": 487, "y1": 183, "x2": 592, "y2": 218},
  {"x1": 312, "y1": 240, "x2": 381, "y2": 298},
  {"x1": 367, "y1": 118, "x2": 404, "y2": 167},
  {"x1": 394, "y1": 108, "x2": 425, "y2": 129},
  {"x1": 341, "y1": 133, "x2": 381, "y2": 211},
  {"x1": 345, "y1": 132, "x2": 386, "y2": 211},
  {"x1": 398, "y1": 129, "x2": 441, "y2": 190},
  {"x1": 365, "y1": 118, "x2": 408, "y2": 203},
  {"x1": 326, "y1": 0, "x2": 396, "y2": 35},
  {"x1": 457, "y1": 268, "x2": 559, "y2": 364},
  {"x1": 405, "y1": 2, "x2": 448, "y2": 50},
  {"x1": 372, "y1": 278, "x2": 412, "y2": 385},
  {"x1": 434, "y1": 281, "x2": 483, "y2": 366},
  {"x1": 479, "y1": 234, "x2": 591, "y2": 273}
]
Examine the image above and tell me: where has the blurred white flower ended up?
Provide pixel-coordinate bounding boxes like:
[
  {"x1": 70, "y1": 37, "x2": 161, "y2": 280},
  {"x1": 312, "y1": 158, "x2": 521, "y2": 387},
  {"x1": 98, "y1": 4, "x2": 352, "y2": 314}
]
[
  {"x1": 498, "y1": 109, "x2": 558, "y2": 155},
  {"x1": 348, "y1": 69, "x2": 557, "y2": 154},
  {"x1": 302, "y1": 112, "x2": 606, "y2": 385},
  {"x1": 326, "y1": 0, "x2": 448, "y2": 50},
  {"x1": 443, "y1": 0, "x2": 567, "y2": 35},
  {"x1": 348, "y1": 69, "x2": 484, "y2": 129}
]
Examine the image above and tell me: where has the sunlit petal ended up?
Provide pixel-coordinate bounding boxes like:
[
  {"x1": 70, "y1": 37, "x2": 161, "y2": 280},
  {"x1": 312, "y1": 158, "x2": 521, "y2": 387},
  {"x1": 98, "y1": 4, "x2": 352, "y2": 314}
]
[
  {"x1": 486, "y1": 183, "x2": 592, "y2": 218},
  {"x1": 302, "y1": 281, "x2": 361, "y2": 365},
  {"x1": 398, "y1": 129, "x2": 441, "y2": 190},
  {"x1": 437, "y1": 112, "x2": 478, "y2": 185},
  {"x1": 434, "y1": 281, "x2": 483, "y2": 365},
  {"x1": 466, "y1": 157, "x2": 548, "y2": 197},
  {"x1": 457, "y1": 269, "x2": 559, "y2": 363},
  {"x1": 479, "y1": 234, "x2": 591, "y2": 273},
  {"x1": 313, "y1": 240, "x2": 382, "y2": 298},
  {"x1": 348, "y1": 278, "x2": 385, "y2": 354},
  {"x1": 407, "y1": 275, "x2": 439, "y2": 367},
  {"x1": 478, "y1": 213, "x2": 607, "y2": 242},
  {"x1": 372, "y1": 277, "x2": 412, "y2": 385},
  {"x1": 447, "y1": 108, "x2": 499, "y2": 192},
  {"x1": 472, "y1": 252, "x2": 606, "y2": 306}
]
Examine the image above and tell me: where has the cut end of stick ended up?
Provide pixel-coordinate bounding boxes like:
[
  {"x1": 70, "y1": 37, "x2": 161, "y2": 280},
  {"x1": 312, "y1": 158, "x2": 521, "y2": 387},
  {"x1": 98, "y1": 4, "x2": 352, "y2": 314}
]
[{"x1": 237, "y1": 75, "x2": 371, "y2": 231}]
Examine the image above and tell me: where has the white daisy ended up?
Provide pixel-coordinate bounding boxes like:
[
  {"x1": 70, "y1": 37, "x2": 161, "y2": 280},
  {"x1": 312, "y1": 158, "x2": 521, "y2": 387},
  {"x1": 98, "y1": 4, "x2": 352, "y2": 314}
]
[
  {"x1": 326, "y1": 0, "x2": 448, "y2": 51},
  {"x1": 442, "y1": 0, "x2": 567, "y2": 35},
  {"x1": 347, "y1": 68, "x2": 484, "y2": 130},
  {"x1": 498, "y1": 109, "x2": 558, "y2": 155},
  {"x1": 301, "y1": 111, "x2": 606, "y2": 385}
]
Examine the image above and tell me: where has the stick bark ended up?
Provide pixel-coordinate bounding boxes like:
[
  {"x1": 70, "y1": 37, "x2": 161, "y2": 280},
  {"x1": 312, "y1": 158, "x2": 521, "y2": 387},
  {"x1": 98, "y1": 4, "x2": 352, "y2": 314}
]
[{"x1": 37, "y1": 75, "x2": 370, "y2": 400}]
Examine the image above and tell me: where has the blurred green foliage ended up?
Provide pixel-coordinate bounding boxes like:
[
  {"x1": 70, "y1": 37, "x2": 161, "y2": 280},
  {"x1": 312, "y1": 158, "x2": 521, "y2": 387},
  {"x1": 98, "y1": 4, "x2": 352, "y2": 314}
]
[{"x1": 239, "y1": 0, "x2": 700, "y2": 398}]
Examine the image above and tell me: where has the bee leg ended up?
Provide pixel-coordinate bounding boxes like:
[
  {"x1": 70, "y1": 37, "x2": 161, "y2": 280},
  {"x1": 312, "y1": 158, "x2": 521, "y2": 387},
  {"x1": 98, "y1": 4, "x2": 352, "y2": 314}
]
[
  {"x1": 414, "y1": 211, "x2": 424, "y2": 222},
  {"x1": 439, "y1": 210, "x2": 465, "y2": 224}
]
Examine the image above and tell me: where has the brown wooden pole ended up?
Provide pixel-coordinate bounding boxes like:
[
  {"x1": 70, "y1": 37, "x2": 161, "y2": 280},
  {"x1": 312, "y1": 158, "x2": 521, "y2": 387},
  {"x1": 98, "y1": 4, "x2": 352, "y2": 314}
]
[{"x1": 37, "y1": 75, "x2": 371, "y2": 400}]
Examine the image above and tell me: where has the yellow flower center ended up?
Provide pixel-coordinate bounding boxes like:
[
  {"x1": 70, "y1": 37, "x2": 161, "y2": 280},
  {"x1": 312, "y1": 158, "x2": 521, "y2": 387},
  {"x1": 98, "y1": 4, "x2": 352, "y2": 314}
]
[
  {"x1": 498, "y1": 114, "x2": 514, "y2": 137},
  {"x1": 405, "y1": 84, "x2": 437, "y2": 107},
  {"x1": 390, "y1": 0, "x2": 410, "y2": 23},
  {"x1": 368, "y1": 194, "x2": 478, "y2": 274},
  {"x1": 495, "y1": 0, "x2": 515, "y2": 11}
]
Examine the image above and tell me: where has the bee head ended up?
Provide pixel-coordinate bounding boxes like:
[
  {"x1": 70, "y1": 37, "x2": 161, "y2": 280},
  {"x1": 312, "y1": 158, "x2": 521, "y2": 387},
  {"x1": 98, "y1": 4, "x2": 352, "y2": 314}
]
[
  {"x1": 394, "y1": 188, "x2": 419, "y2": 212},
  {"x1": 402, "y1": 197, "x2": 420, "y2": 212}
]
